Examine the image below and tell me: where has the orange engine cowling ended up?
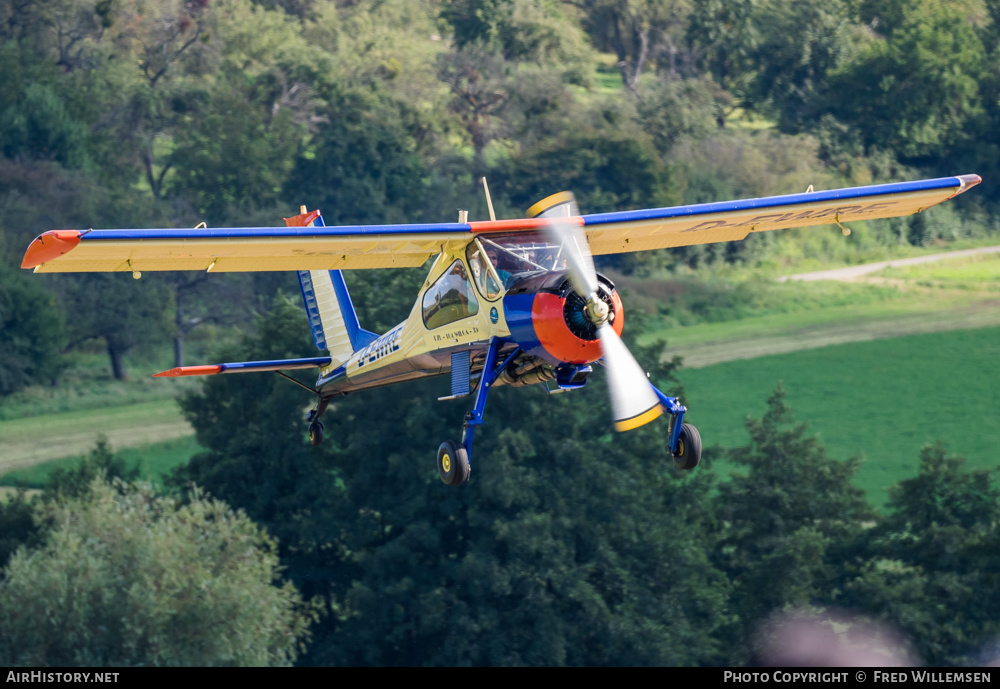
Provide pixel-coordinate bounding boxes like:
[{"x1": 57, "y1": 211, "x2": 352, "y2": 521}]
[{"x1": 502, "y1": 271, "x2": 624, "y2": 365}]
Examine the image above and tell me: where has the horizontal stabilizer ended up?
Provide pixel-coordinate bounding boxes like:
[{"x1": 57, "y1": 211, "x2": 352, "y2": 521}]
[{"x1": 154, "y1": 356, "x2": 331, "y2": 377}]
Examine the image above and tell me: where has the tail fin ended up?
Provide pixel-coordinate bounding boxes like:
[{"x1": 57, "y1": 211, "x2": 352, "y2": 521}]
[{"x1": 285, "y1": 208, "x2": 378, "y2": 367}]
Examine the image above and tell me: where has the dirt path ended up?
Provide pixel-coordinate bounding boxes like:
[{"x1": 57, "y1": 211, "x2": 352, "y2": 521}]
[
  {"x1": 667, "y1": 246, "x2": 1000, "y2": 368},
  {"x1": 671, "y1": 299, "x2": 1000, "y2": 368},
  {"x1": 776, "y1": 245, "x2": 1000, "y2": 282},
  {"x1": 0, "y1": 401, "x2": 192, "y2": 474}
]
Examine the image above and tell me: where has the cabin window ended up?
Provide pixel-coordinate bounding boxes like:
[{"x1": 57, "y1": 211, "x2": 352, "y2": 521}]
[
  {"x1": 422, "y1": 260, "x2": 480, "y2": 329},
  {"x1": 466, "y1": 242, "x2": 503, "y2": 300}
]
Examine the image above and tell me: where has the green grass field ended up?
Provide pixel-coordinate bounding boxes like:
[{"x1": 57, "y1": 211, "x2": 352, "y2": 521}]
[
  {"x1": 0, "y1": 399, "x2": 193, "y2": 473},
  {"x1": 678, "y1": 325, "x2": 1000, "y2": 508},
  {"x1": 0, "y1": 435, "x2": 202, "y2": 489},
  {"x1": 878, "y1": 250, "x2": 1000, "y2": 286},
  {"x1": 0, "y1": 350, "x2": 204, "y2": 422}
]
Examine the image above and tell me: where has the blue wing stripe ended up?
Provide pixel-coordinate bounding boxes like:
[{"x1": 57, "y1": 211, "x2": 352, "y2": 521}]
[
  {"x1": 79, "y1": 223, "x2": 472, "y2": 241},
  {"x1": 581, "y1": 176, "x2": 965, "y2": 226}
]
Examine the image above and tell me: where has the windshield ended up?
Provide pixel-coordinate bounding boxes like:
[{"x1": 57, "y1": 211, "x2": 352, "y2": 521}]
[{"x1": 478, "y1": 231, "x2": 569, "y2": 282}]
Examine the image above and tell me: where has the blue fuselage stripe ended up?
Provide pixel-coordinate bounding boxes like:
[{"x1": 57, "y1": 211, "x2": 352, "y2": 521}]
[
  {"x1": 315, "y1": 364, "x2": 348, "y2": 388},
  {"x1": 503, "y1": 293, "x2": 546, "y2": 359}
]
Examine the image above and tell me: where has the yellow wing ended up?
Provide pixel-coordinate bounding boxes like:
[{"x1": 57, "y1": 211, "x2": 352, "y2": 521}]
[
  {"x1": 23, "y1": 217, "x2": 472, "y2": 274},
  {"x1": 579, "y1": 174, "x2": 982, "y2": 255},
  {"x1": 22, "y1": 175, "x2": 981, "y2": 272}
]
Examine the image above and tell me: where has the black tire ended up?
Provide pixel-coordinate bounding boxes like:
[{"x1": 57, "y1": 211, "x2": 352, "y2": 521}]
[
  {"x1": 672, "y1": 423, "x2": 702, "y2": 470},
  {"x1": 308, "y1": 421, "x2": 325, "y2": 446},
  {"x1": 437, "y1": 440, "x2": 470, "y2": 486}
]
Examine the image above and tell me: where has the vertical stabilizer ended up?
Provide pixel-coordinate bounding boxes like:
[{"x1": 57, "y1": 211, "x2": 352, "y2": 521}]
[{"x1": 285, "y1": 208, "x2": 378, "y2": 367}]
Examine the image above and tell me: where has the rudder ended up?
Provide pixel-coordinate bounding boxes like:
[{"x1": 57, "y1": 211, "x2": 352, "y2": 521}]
[{"x1": 286, "y1": 208, "x2": 377, "y2": 367}]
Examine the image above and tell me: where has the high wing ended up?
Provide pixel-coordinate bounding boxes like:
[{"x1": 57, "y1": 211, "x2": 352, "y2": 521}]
[
  {"x1": 579, "y1": 174, "x2": 982, "y2": 255},
  {"x1": 22, "y1": 221, "x2": 474, "y2": 273},
  {"x1": 22, "y1": 175, "x2": 981, "y2": 273}
]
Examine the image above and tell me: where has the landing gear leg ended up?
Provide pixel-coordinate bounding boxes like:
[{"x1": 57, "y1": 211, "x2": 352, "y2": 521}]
[
  {"x1": 651, "y1": 387, "x2": 702, "y2": 470},
  {"x1": 436, "y1": 338, "x2": 520, "y2": 486},
  {"x1": 307, "y1": 396, "x2": 330, "y2": 446}
]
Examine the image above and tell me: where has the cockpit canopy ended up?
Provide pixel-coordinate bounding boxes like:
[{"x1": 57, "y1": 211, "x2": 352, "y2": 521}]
[{"x1": 466, "y1": 231, "x2": 569, "y2": 296}]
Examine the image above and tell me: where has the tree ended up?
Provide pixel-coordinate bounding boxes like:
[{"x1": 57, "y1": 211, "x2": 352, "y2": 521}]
[
  {"x1": 711, "y1": 384, "x2": 875, "y2": 663},
  {"x1": 0, "y1": 81, "x2": 90, "y2": 168},
  {"x1": 438, "y1": 44, "x2": 511, "y2": 169},
  {"x1": 283, "y1": 87, "x2": 430, "y2": 226},
  {"x1": 576, "y1": 0, "x2": 692, "y2": 92},
  {"x1": 499, "y1": 129, "x2": 674, "y2": 215},
  {"x1": 167, "y1": 0, "x2": 330, "y2": 220},
  {"x1": 173, "y1": 296, "x2": 733, "y2": 666},
  {"x1": 636, "y1": 75, "x2": 729, "y2": 154},
  {"x1": 0, "y1": 478, "x2": 313, "y2": 666},
  {"x1": 0, "y1": 258, "x2": 65, "y2": 394},
  {"x1": 45, "y1": 435, "x2": 139, "y2": 501},
  {"x1": 440, "y1": 0, "x2": 593, "y2": 81},
  {"x1": 686, "y1": 0, "x2": 759, "y2": 106},
  {"x1": 0, "y1": 489, "x2": 40, "y2": 570},
  {"x1": 823, "y1": 0, "x2": 986, "y2": 165},
  {"x1": 746, "y1": 0, "x2": 857, "y2": 130},
  {"x1": 844, "y1": 444, "x2": 1000, "y2": 665},
  {"x1": 57, "y1": 272, "x2": 173, "y2": 381}
]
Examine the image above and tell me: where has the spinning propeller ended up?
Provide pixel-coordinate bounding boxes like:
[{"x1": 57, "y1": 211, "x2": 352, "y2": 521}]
[{"x1": 535, "y1": 194, "x2": 664, "y2": 432}]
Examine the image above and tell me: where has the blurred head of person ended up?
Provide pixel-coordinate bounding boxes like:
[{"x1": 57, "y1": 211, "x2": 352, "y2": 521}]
[{"x1": 755, "y1": 609, "x2": 917, "y2": 667}]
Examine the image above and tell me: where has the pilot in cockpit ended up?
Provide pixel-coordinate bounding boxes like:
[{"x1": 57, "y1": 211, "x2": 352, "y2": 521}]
[{"x1": 486, "y1": 249, "x2": 512, "y2": 284}]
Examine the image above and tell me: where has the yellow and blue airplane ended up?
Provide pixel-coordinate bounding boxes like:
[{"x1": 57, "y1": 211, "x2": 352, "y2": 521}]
[{"x1": 21, "y1": 174, "x2": 982, "y2": 485}]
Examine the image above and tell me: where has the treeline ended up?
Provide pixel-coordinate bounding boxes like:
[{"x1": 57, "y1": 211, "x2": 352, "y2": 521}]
[
  {"x1": 2, "y1": 0, "x2": 1000, "y2": 384},
  {"x1": 2, "y1": 301, "x2": 999, "y2": 666}
]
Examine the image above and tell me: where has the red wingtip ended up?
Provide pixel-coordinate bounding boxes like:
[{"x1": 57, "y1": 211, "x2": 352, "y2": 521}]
[
  {"x1": 958, "y1": 173, "x2": 983, "y2": 190},
  {"x1": 21, "y1": 230, "x2": 82, "y2": 269},
  {"x1": 153, "y1": 365, "x2": 223, "y2": 377}
]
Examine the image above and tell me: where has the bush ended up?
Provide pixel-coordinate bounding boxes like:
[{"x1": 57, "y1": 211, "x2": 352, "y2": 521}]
[{"x1": 0, "y1": 479, "x2": 314, "y2": 666}]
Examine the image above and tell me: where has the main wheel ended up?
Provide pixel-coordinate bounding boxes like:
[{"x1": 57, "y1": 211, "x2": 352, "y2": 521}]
[
  {"x1": 672, "y1": 423, "x2": 702, "y2": 470},
  {"x1": 309, "y1": 421, "x2": 325, "y2": 446},
  {"x1": 437, "y1": 440, "x2": 470, "y2": 486}
]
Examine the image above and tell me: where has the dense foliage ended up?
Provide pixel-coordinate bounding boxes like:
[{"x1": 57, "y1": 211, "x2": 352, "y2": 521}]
[
  {"x1": 0, "y1": 479, "x2": 313, "y2": 666},
  {"x1": 2, "y1": 0, "x2": 1000, "y2": 667},
  {"x1": 164, "y1": 305, "x2": 996, "y2": 667},
  {"x1": 3, "y1": 301, "x2": 999, "y2": 665}
]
